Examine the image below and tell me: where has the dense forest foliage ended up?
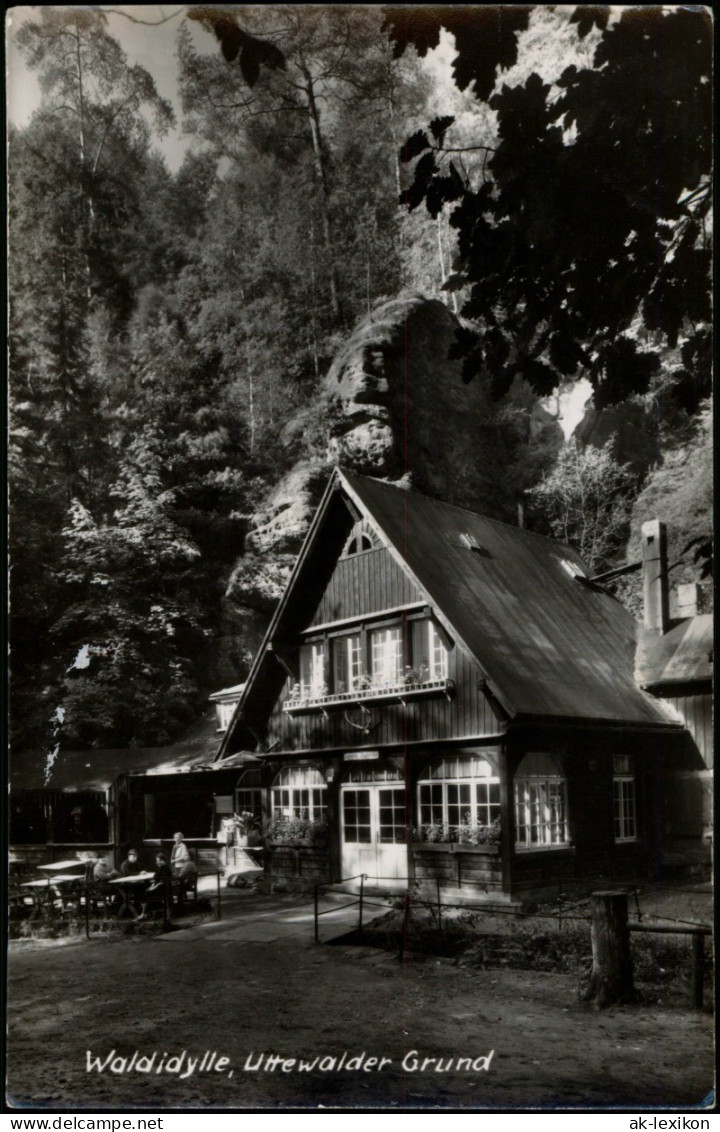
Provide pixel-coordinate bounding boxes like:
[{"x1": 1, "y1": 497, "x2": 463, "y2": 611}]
[{"x1": 9, "y1": 6, "x2": 712, "y2": 753}]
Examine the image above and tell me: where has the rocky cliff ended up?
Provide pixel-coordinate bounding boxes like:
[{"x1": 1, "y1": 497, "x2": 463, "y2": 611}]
[{"x1": 216, "y1": 294, "x2": 563, "y2": 685}]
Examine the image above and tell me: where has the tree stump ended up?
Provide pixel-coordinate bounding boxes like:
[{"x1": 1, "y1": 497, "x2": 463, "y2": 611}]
[{"x1": 579, "y1": 891, "x2": 635, "y2": 1009}]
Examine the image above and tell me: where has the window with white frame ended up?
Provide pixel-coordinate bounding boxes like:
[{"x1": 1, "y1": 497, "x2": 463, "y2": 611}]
[
  {"x1": 271, "y1": 767, "x2": 327, "y2": 820},
  {"x1": 409, "y1": 619, "x2": 449, "y2": 680},
  {"x1": 418, "y1": 756, "x2": 500, "y2": 837},
  {"x1": 428, "y1": 622, "x2": 448, "y2": 679},
  {"x1": 514, "y1": 752, "x2": 569, "y2": 848},
  {"x1": 217, "y1": 701, "x2": 236, "y2": 732},
  {"x1": 613, "y1": 756, "x2": 637, "y2": 841},
  {"x1": 333, "y1": 633, "x2": 363, "y2": 692},
  {"x1": 235, "y1": 769, "x2": 263, "y2": 820},
  {"x1": 370, "y1": 625, "x2": 403, "y2": 685},
  {"x1": 299, "y1": 641, "x2": 326, "y2": 697}
]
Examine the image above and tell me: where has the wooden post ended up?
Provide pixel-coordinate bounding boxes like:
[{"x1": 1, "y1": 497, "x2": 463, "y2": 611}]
[
  {"x1": 399, "y1": 892, "x2": 410, "y2": 962},
  {"x1": 690, "y1": 931, "x2": 704, "y2": 1010},
  {"x1": 579, "y1": 890, "x2": 634, "y2": 1008},
  {"x1": 498, "y1": 745, "x2": 514, "y2": 896}
]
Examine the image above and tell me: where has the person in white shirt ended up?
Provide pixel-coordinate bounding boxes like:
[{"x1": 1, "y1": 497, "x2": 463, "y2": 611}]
[{"x1": 170, "y1": 831, "x2": 190, "y2": 874}]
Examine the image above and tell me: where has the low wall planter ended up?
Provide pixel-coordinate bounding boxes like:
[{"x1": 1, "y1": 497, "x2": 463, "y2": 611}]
[
  {"x1": 514, "y1": 846, "x2": 575, "y2": 860},
  {"x1": 267, "y1": 840, "x2": 328, "y2": 850},
  {"x1": 412, "y1": 843, "x2": 500, "y2": 856}
]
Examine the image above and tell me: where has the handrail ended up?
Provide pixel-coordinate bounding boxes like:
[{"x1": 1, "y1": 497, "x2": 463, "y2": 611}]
[
  {"x1": 310, "y1": 881, "x2": 710, "y2": 1008},
  {"x1": 314, "y1": 874, "x2": 369, "y2": 943},
  {"x1": 628, "y1": 921, "x2": 711, "y2": 935}
]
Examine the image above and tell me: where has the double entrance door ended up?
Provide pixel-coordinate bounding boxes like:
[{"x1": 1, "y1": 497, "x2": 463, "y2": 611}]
[{"x1": 340, "y1": 783, "x2": 407, "y2": 883}]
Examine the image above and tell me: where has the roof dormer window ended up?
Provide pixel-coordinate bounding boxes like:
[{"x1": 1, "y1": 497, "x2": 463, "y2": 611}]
[
  {"x1": 459, "y1": 532, "x2": 482, "y2": 551},
  {"x1": 558, "y1": 558, "x2": 587, "y2": 581}
]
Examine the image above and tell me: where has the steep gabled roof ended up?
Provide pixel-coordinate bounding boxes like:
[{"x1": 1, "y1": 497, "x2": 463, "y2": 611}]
[
  {"x1": 340, "y1": 473, "x2": 674, "y2": 726},
  {"x1": 635, "y1": 614, "x2": 713, "y2": 689},
  {"x1": 220, "y1": 470, "x2": 677, "y2": 753}
]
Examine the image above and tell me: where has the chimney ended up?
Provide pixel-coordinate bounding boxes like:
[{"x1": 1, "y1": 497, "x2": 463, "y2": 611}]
[
  {"x1": 641, "y1": 519, "x2": 669, "y2": 633},
  {"x1": 677, "y1": 582, "x2": 700, "y2": 619}
]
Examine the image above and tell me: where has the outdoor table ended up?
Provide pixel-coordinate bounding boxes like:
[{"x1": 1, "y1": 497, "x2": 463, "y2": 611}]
[
  {"x1": 50, "y1": 873, "x2": 88, "y2": 915},
  {"x1": 9, "y1": 853, "x2": 30, "y2": 879},
  {"x1": 38, "y1": 859, "x2": 90, "y2": 874},
  {"x1": 20, "y1": 874, "x2": 86, "y2": 918},
  {"x1": 108, "y1": 873, "x2": 155, "y2": 919}
]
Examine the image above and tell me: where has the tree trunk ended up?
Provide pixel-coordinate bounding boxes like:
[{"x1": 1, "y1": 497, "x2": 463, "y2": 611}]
[
  {"x1": 300, "y1": 63, "x2": 343, "y2": 326},
  {"x1": 71, "y1": 16, "x2": 94, "y2": 302},
  {"x1": 436, "y1": 215, "x2": 458, "y2": 314},
  {"x1": 308, "y1": 221, "x2": 319, "y2": 376},
  {"x1": 245, "y1": 340, "x2": 255, "y2": 453},
  {"x1": 579, "y1": 890, "x2": 635, "y2": 1008}
]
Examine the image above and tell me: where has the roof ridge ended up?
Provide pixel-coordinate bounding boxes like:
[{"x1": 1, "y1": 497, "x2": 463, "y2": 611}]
[{"x1": 340, "y1": 470, "x2": 579, "y2": 556}]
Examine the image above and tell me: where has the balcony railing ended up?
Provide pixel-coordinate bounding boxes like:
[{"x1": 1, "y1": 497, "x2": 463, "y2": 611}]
[{"x1": 282, "y1": 677, "x2": 455, "y2": 715}]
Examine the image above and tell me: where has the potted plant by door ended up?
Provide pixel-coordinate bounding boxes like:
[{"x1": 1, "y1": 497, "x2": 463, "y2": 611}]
[{"x1": 233, "y1": 811, "x2": 260, "y2": 847}]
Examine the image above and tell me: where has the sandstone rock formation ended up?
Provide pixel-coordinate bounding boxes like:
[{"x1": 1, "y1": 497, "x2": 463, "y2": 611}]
[{"x1": 216, "y1": 293, "x2": 563, "y2": 685}]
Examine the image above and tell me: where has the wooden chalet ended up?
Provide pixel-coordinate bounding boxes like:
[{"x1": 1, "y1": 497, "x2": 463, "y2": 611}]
[{"x1": 217, "y1": 470, "x2": 699, "y2": 902}]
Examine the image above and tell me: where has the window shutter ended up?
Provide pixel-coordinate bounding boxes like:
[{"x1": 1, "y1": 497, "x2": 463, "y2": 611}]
[
  {"x1": 412, "y1": 621, "x2": 430, "y2": 671},
  {"x1": 333, "y1": 638, "x2": 349, "y2": 691},
  {"x1": 299, "y1": 646, "x2": 311, "y2": 689}
]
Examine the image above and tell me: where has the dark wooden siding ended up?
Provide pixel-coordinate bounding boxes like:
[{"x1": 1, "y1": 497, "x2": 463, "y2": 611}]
[
  {"x1": 310, "y1": 547, "x2": 421, "y2": 625},
  {"x1": 510, "y1": 850, "x2": 576, "y2": 894},
  {"x1": 265, "y1": 644, "x2": 503, "y2": 753},
  {"x1": 659, "y1": 692, "x2": 713, "y2": 768},
  {"x1": 265, "y1": 845, "x2": 331, "y2": 883},
  {"x1": 412, "y1": 847, "x2": 503, "y2": 891}
]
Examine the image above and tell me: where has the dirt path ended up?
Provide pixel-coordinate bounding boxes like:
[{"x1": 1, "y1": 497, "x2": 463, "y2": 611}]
[{"x1": 6, "y1": 927, "x2": 714, "y2": 1112}]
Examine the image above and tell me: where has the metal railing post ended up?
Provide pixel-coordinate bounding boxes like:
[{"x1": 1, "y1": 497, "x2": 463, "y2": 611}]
[
  {"x1": 399, "y1": 891, "x2": 409, "y2": 962},
  {"x1": 84, "y1": 882, "x2": 90, "y2": 940},
  {"x1": 690, "y1": 931, "x2": 704, "y2": 1010},
  {"x1": 216, "y1": 871, "x2": 222, "y2": 922},
  {"x1": 358, "y1": 875, "x2": 364, "y2": 938}
]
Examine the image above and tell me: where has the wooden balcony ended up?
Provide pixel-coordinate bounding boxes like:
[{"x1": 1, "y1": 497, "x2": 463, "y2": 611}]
[{"x1": 282, "y1": 678, "x2": 455, "y2": 715}]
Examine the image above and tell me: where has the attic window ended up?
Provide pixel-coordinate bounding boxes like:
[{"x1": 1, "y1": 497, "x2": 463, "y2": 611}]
[
  {"x1": 347, "y1": 534, "x2": 373, "y2": 554},
  {"x1": 459, "y1": 532, "x2": 486, "y2": 553},
  {"x1": 342, "y1": 520, "x2": 379, "y2": 557},
  {"x1": 558, "y1": 558, "x2": 587, "y2": 581}
]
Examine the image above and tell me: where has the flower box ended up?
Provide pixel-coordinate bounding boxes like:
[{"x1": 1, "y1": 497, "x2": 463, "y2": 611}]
[
  {"x1": 413, "y1": 842, "x2": 501, "y2": 856},
  {"x1": 282, "y1": 678, "x2": 454, "y2": 714}
]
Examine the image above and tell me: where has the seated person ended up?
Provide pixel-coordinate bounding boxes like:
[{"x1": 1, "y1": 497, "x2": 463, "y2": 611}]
[
  {"x1": 90, "y1": 854, "x2": 120, "y2": 912},
  {"x1": 136, "y1": 853, "x2": 173, "y2": 920},
  {"x1": 93, "y1": 855, "x2": 120, "y2": 882},
  {"x1": 119, "y1": 848, "x2": 141, "y2": 876},
  {"x1": 170, "y1": 832, "x2": 190, "y2": 874}
]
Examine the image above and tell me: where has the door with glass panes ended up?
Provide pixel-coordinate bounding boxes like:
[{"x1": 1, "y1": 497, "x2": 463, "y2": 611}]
[{"x1": 341, "y1": 777, "x2": 407, "y2": 881}]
